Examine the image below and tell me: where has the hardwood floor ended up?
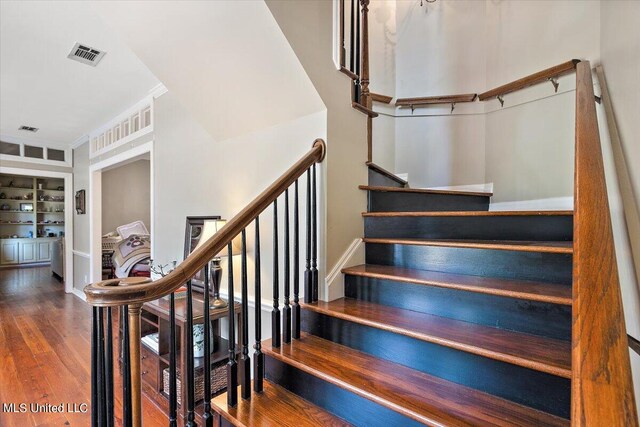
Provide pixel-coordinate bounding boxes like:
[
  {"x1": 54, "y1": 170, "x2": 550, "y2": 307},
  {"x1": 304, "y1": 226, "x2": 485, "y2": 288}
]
[{"x1": 0, "y1": 267, "x2": 168, "y2": 427}]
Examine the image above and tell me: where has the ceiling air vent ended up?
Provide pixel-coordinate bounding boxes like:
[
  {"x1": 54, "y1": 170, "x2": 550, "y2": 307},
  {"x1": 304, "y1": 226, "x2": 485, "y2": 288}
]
[
  {"x1": 19, "y1": 125, "x2": 39, "y2": 132},
  {"x1": 67, "y1": 43, "x2": 106, "y2": 67}
]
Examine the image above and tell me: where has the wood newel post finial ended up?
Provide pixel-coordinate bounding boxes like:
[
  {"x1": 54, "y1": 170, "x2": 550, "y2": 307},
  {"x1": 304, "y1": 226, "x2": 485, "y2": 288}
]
[
  {"x1": 360, "y1": 0, "x2": 371, "y2": 108},
  {"x1": 128, "y1": 304, "x2": 143, "y2": 427}
]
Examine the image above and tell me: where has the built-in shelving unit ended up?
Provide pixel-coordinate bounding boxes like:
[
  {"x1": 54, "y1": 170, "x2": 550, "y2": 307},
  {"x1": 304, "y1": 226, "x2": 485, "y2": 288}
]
[{"x1": 0, "y1": 173, "x2": 65, "y2": 266}]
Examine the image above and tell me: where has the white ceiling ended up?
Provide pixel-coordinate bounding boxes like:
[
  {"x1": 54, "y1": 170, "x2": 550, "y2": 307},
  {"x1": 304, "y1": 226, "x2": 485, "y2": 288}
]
[
  {"x1": 93, "y1": 0, "x2": 325, "y2": 142},
  {"x1": 0, "y1": 1, "x2": 160, "y2": 148}
]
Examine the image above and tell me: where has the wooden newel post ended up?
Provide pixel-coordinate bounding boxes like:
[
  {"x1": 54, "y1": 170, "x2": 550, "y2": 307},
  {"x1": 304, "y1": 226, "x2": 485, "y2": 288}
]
[
  {"x1": 360, "y1": 0, "x2": 371, "y2": 109},
  {"x1": 128, "y1": 304, "x2": 143, "y2": 427}
]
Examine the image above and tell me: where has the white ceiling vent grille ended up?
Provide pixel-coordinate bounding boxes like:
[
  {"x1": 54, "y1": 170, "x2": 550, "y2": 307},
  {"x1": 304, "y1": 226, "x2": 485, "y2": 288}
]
[
  {"x1": 67, "y1": 43, "x2": 106, "y2": 67},
  {"x1": 19, "y1": 125, "x2": 39, "y2": 132}
]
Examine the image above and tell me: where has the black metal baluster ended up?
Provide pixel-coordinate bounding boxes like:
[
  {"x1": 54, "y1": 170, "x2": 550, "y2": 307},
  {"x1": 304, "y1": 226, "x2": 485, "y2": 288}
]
[
  {"x1": 97, "y1": 307, "x2": 106, "y2": 425},
  {"x1": 283, "y1": 189, "x2": 292, "y2": 344},
  {"x1": 272, "y1": 199, "x2": 281, "y2": 348},
  {"x1": 121, "y1": 306, "x2": 132, "y2": 427},
  {"x1": 169, "y1": 294, "x2": 178, "y2": 427},
  {"x1": 293, "y1": 179, "x2": 301, "y2": 339},
  {"x1": 350, "y1": 0, "x2": 355, "y2": 72},
  {"x1": 304, "y1": 169, "x2": 313, "y2": 304},
  {"x1": 355, "y1": 0, "x2": 362, "y2": 102},
  {"x1": 185, "y1": 280, "x2": 197, "y2": 427},
  {"x1": 253, "y1": 217, "x2": 264, "y2": 393},
  {"x1": 311, "y1": 163, "x2": 319, "y2": 302},
  {"x1": 227, "y1": 243, "x2": 238, "y2": 407},
  {"x1": 203, "y1": 264, "x2": 213, "y2": 427},
  {"x1": 105, "y1": 307, "x2": 114, "y2": 427},
  {"x1": 240, "y1": 229, "x2": 251, "y2": 399},
  {"x1": 91, "y1": 307, "x2": 98, "y2": 427}
]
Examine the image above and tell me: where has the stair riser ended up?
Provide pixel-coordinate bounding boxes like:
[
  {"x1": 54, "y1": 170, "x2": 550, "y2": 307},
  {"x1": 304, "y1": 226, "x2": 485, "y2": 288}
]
[
  {"x1": 366, "y1": 243, "x2": 573, "y2": 284},
  {"x1": 368, "y1": 169, "x2": 406, "y2": 188},
  {"x1": 367, "y1": 192, "x2": 490, "y2": 212},
  {"x1": 344, "y1": 275, "x2": 572, "y2": 340},
  {"x1": 302, "y1": 310, "x2": 571, "y2": 419},
  {"x1": 265, "y1": 356, "x2": 423, "y2": 427},
  {"x1": 364, "y1": 215, "x2": 573, "y2": 240}
]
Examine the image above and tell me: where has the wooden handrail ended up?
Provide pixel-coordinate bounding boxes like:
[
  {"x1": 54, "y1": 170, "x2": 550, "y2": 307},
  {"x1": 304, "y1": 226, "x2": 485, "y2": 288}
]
[
  {"x1": 84, "y1": 139, "x2": 326, "y2": 307},
  {"x1": 370, "y1": 93, "x2": 393, "y2": 104},
  {"x1": 572, "y1": 61, "x2": 637, "y2": 426},
  {"x1": 351, "y1": 102, "x2": 378, "y2": 118},
  {"x1": 396, "y1": 93, "x2": 477, "y2": 107},
  {"x1": 479, "y1": 59, "x2": 580, "y2": 101}
]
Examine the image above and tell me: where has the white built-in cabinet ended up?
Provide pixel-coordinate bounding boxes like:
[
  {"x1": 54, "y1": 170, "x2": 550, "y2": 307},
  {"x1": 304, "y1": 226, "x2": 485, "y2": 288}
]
[
  {"x1": 0, "y1": 238, "x2": 56, "y2": 265},
  {"x1": 1, "y1": 240, "x2": 19, "y2": 264}
]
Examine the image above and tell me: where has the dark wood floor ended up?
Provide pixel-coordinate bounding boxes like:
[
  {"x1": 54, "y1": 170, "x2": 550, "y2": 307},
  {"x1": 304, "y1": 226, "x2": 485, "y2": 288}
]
[{"x1": 0, "y1": 266, "x2": 168, "y2": 426}]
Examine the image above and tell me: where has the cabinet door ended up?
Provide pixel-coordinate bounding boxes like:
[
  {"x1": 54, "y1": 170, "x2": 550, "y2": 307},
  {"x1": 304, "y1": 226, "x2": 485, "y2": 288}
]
[
  {"x1": 37, "y1": 241, "x2": 51, "y2": 262},
  {"x1": 20, "y1": 241, "x2": 37, "y2": 263},
  {"x1": 1, "y1": 241, "x2": 19, "y2": 264}
]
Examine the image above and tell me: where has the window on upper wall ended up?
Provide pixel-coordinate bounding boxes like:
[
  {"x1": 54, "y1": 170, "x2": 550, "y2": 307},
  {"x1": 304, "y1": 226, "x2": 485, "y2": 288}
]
[
  {"x1": 24, "y1": 145, "x2": 44, "y2": 159},
  {"x1": 48, "y1": 148, "x2": 65, "y2": 162},
  {"x1": 0, "y1": 141, "x2": 20, "y2": 156}
]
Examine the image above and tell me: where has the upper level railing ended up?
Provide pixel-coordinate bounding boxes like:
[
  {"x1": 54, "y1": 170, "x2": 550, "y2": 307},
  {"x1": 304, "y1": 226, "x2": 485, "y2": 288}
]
[
  {"x1": 571, "y1": 61, "x2": 637, "y2": 426},
  {"x1": 84, "y1": 139, "x2": 326, "y2": 426}
]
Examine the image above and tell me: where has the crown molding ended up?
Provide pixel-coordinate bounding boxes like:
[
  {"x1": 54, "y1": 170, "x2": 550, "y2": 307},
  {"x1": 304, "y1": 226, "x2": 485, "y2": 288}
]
[
  {"x1": 149, "y1": 83, "x2": 168, "y2": 99},
  {"x1": 71, "y1": 134, "x2": 89, "y2": 149}
]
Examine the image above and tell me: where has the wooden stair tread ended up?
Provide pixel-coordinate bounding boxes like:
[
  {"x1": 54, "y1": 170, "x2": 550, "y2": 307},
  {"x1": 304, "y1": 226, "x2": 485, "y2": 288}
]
[
  {"x1": 303, "y1": 299, "x2": 571, "y2": 378},
  {"x1": 342, "y1": 264, "x2": 572, "y2": 305},
  {"x1": 265, "y1": 335, "x2": 569, "y2": 427},
  {"x1": 364, "y1": 162, "x2": 408, "y2": 186},
  {"x1": 363, "y1": 238, "x2": 573, "y2": 254},
  {"x1": 211, "y1": 381, "x2": 351, "y2": 427},
  {"x1": 359, "y1": 185, "x2": 492, "y2": 197},
  {"x1": 363, "y1": 210, "x2": 573, "y2": 217}
]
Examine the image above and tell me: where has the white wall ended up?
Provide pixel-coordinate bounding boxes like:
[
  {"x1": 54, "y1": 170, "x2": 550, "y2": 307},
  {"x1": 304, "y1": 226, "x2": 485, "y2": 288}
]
[
  {"x1": 101, "y1": 159, "x2": 150, "y2": 234},
  {"x1": 369, "y1": 0, "x2": 397, "y2": 171},
  {"x1": 600, "y1": 0, "x2": 640, "y2": 412},
  {"x1": 73, "y1": 142, "x2": 91, "y2": 292},
  {"x1": 153, "y1": 93, "x2": 326, "y2": 307},
  {"x1": 483, "y1": 0, "x2": 600, "y2": 203},
  {"x1": 393, "y1": 0, "x2": 488, "y2": 188},
  {"x1": 375, "y1": 0, "x2": 600, "y2": 205}
]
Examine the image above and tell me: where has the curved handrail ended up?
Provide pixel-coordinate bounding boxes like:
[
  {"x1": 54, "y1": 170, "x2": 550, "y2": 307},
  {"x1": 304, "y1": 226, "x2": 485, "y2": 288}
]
[
  {"x1": 84, "y1": 139, "x2": 326, "y2": 307},
  {"x1": 572, "y1": 61, "x2": 637, "y2": 425}
]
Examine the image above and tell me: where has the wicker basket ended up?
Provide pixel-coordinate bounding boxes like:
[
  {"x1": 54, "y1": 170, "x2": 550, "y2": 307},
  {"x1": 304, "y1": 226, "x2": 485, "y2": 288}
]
[
  {"x1": 102, "y1": 236, "x2": 122, "y2": 251},
  {"x1": 162, "y1": 360, "x2": 227, "y2": 406}
]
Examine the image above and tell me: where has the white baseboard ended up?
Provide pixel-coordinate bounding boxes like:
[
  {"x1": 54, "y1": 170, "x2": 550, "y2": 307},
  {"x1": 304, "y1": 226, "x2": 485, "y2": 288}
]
[
  {"x1": 325, "y1": 238, "x2": 365, "y2": 301},
  {"x1": 490, "y1": 197, "x2": 573, "y2": 211}
]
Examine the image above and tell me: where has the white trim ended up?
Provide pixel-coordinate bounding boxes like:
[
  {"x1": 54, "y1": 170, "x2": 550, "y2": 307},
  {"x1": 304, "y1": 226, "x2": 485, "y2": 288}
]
[
  {"x1": 72, "y1": 250, "x2": 91, "y2": 259},
  {"x1": 91, "y1": 127, "x2": 153, "y2": 159},
  {"x1": 149, "y1": 83, "x2": 168, "y2": 99},
  {"x1": 72, "y1": 287, "x2": 87, "y2": 302},
  {"x1": 89, "y1": 141, "x2": 154, "y2": 282},
  {"x1": 0, "y1": 166, "x2": 74, "y2": 293},
  {"x1": 489, "y1": 197, "x2": 574, "y2": 211},
  {"x1": 326, "y1": 238, "x2": 365, "y2": 301},
  {"x1": 71, "y1": 135, "x2": 89, "y2": 149},
  {"x1": 218, "y1": 291, "x2": 272, "y2": 313},
  {"x1": 88, "y1": 95, "x2": 156, "y2": 159}
]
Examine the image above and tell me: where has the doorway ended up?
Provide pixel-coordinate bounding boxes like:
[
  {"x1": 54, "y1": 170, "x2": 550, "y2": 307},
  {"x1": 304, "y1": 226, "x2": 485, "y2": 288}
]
[
  {"x1": 0, "y1": 167, "x2": 74, "y2": 292},
  {"x1": 89, "y1": 141, "x2": 153, "y2": 282}
]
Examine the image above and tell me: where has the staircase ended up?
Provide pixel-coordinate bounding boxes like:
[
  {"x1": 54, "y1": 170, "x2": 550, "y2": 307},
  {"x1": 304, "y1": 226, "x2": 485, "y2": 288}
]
[{"x1": 211, "y1": 163, "x2": 572, "y2": 426}]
